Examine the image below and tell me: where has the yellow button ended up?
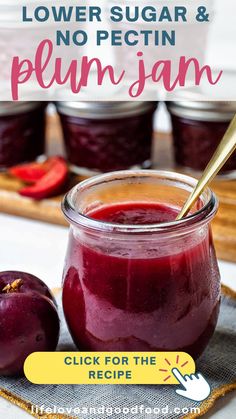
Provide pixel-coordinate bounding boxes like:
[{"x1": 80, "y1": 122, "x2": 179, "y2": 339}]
[{"x1": 24, "y1": 352, "x2": 195, "y2": 385}]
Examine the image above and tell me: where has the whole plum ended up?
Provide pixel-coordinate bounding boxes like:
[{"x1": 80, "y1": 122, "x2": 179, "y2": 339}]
[{"x1": 0, "y1": 271, "x2": 60, "y2": 376}]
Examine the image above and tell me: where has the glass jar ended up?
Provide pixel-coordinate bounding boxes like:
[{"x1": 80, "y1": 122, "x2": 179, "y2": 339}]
[
  {"x1": 57, "y1": 101, "x2": 157, "y2": 175},
  {"x1": 167, "y1": 101, "x2": 236, "y2": 177},
  {"x1": 107, "y1": 0, "x2": 213, "y2": 83},
  {"x1": 62, "y1": 170, "x2": 220, "y2": 359},
  {"x1": 0, "y1": 102, "x2": 46, "y2": 170},
  {"x1": 0, "y1": 1, "x2": 86, "y2": 91}
]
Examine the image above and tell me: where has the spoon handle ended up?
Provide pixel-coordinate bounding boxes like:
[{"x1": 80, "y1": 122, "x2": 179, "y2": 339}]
[{"x1": 176, "y1": 113, "x2": 236, "y2": 220}]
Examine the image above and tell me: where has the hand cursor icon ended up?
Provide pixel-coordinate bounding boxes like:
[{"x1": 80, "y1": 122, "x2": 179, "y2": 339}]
[{"x1": 172, "y1": 368, "x2": 211, "y2": 402}]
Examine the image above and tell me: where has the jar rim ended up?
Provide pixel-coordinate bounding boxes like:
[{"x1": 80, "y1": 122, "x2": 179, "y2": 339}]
[
  {"x1": 62, "y1": 170, "x2": 218, "y2": 234},
  {"x1": 0, "y1": 101, "x2": 44, "y2": 116},
  {"x1": 56, "y1": 101, "x2": 157, "y2": 119},
  {"x1": 167, "y1": 101, "x2": 236, "y2": 122}
]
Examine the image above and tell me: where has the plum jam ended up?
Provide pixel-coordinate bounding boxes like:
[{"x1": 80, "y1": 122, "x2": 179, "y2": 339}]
[
  {"x1": 57, "y1": 101, "x2": 157, "y2": 174},
  {"x1": 167, "y1": 101, "x2": 236, "y2": 177},
  {"x1": 62, "y1": 170, "x2": 220, "y2": 358},
  {"x1": 0, "y1": 102, "x2": 46, "y2": 170}
]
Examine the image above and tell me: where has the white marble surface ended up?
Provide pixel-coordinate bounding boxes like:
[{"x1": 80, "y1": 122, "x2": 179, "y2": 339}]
[{"x1": 0, "y1": 212, "x2": 236, "y2": 418}]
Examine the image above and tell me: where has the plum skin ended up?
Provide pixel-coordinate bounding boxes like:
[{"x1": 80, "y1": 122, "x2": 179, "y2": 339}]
[{"x1": 0, "y1": 271, "x2": 60, "y2": 376}]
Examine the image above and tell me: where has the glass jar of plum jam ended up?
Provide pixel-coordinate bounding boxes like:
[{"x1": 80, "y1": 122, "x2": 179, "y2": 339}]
[
  {"x1": 57, "y1": 101, "x2": 157, "y2": 175},
  {"x1": 0, "y1": 102, "x2": 46, "y2": 170},
  {"x1": 167, "y1": 101, "x2": 236, "y2": 177},
  {"x1": 62, "y1": 170, "x2": 220, "y2": 359}
]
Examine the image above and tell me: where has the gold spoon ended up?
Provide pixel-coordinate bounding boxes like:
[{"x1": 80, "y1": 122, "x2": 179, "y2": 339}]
[{"x1": 176, "y1": 113, "x2": 236, "y2": 220}]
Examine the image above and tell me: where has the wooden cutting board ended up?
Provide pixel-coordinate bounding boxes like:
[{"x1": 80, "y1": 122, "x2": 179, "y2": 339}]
[{"x1": 0, "y1": 115, "x2": 235, "y2": 262}]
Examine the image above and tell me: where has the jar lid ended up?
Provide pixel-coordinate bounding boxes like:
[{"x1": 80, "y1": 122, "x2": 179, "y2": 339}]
[
  {"x1": 56, "y1": 101, "x2": 156, "y2": 119},
  {"x1": 0, "y1": 102, "x2": 44, "y2": 116},
  {"x1": 167, "y1": 101, "x2": 236, "y2": 122}
]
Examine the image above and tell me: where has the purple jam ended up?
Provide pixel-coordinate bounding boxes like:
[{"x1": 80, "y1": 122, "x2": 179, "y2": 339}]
[
  {"x1": 170, "y1": 114, "x2": 236, "y2": 174},
  {"x1": 62, "y1": 201, "x2": 220, "y2": 358},
  {"x1": 0, "y1": 104, "x2": 46, "y2": 170},
  {"x1": 58, "y1": 103, "x2": 156, "y2": 173}
]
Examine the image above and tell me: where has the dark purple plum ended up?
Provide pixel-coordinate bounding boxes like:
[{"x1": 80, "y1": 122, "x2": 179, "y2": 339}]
[{"x1": 0, "y1": 271, "x2": 60, "y2": 376}]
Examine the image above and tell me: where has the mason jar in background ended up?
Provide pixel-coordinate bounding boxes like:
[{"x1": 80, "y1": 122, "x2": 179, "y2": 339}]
[
  {"x1": 56, "y1": 101, "x2": 157, "y2": 174},
  {"x1": 167, "y1": 101, "x2": 236, "y2": 177},
  {"x1": 0, "y1": 102, "x2": 46, "y2": 170},
  {"x1": 106, "y1": 0, "x2": 214, "y2": 83},
  {"x1": 0, "y1": 1, "x2": 87, "y2": 99},
  {"x1": 0, "y1": 1, "x2": 58, "y2": 82}
]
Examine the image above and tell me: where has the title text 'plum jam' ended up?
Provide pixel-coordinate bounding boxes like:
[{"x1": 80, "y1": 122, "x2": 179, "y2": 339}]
[
  {"x1": 62, "y1": 170, "x2": 220, "y2": 359},
  {"x1": 0, "y1": 102, "x2": 46, "y2": 170},
  {"x1": 167, "y1": 101, "x2": 236, "y2": 177},
  {"x1": 57, "y1": 101, "x2": 157, "y2": 174}
]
